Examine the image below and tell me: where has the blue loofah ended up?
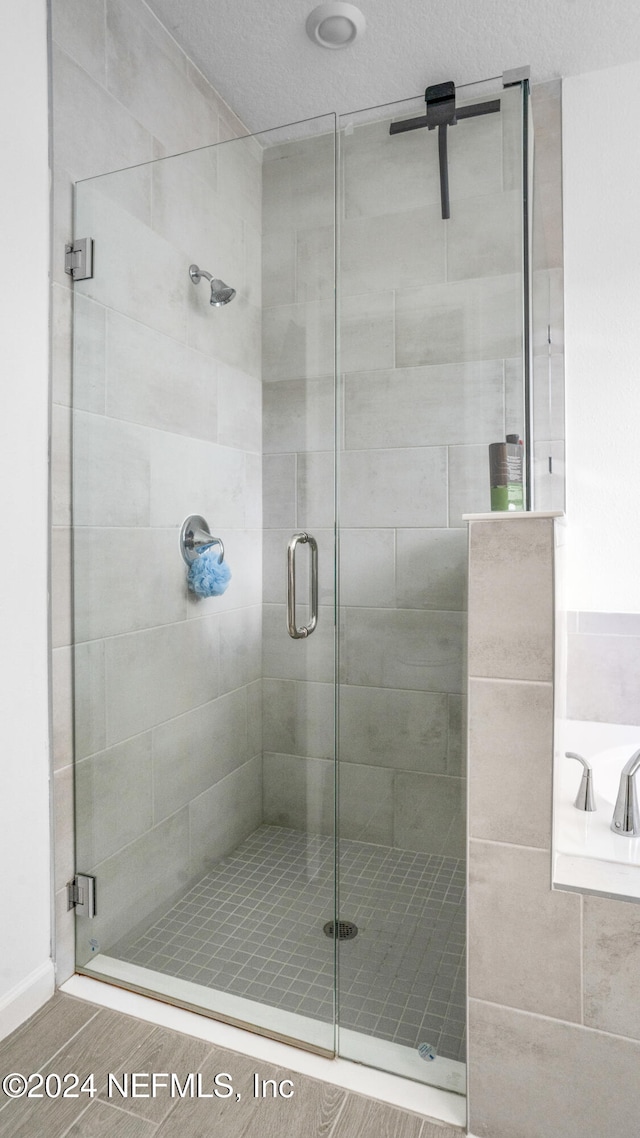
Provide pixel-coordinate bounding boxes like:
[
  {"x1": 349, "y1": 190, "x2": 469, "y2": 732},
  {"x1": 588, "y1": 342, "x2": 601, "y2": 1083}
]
[{"x1": 187, "y1": 548, "x2": 231, "y2": 598}]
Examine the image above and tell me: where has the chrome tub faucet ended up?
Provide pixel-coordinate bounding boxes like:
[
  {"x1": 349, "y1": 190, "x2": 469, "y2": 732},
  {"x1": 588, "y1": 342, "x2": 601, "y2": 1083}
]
[
  {"x1": 565, "y1": 752, "x2": 596, "y2": 812},
  {"x1": 611, "y1": 749, "x2": 640, "y2": 836}
]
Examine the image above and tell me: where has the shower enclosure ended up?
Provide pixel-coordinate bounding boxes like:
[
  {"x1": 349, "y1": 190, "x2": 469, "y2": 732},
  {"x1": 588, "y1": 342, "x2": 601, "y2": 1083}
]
[{"x1": 70, "y1": 73, "x2": 533, "y2": 1095}]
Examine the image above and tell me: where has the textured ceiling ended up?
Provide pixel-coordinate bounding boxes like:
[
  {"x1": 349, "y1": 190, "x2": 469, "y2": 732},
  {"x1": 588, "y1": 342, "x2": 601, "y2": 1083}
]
[{"x1": 144, "y1": 0, "x2": 640, "y2": 133}]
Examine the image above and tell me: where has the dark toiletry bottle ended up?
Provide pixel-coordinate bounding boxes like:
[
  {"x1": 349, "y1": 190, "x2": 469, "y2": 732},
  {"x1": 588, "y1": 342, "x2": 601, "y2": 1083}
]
[{"x1": 489, "y1": 434, "x2": 524, "y2": 511}]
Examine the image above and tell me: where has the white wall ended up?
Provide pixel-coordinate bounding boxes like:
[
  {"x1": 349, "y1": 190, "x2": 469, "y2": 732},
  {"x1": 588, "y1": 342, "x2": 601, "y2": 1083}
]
[
  {"x1": 0, "y1": 0, "x2": 54, "y2": 1036},
  {"x1": 564, "y1": 59, "x2": 640, "y2": 612}
]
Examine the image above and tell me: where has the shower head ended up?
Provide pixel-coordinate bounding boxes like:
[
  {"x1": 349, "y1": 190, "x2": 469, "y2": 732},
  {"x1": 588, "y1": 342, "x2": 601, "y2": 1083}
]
[{"x1": 189, "y1": 264, "x2": 236, "y2": 306}]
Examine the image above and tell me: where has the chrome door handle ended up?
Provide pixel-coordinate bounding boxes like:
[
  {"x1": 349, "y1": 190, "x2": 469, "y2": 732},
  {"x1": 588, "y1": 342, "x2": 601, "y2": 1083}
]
[{"x1": 287, "y1": 532, "x2": 318, "y2": 639}]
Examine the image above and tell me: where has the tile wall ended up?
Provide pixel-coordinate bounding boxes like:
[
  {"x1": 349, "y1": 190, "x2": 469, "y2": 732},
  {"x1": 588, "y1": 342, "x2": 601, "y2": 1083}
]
[
  {"x1": 566, "y1": 611, "x2": 640, "y2": 724},
  {"x1": 260, "y1": 86, "x2": 562, "y2": 855},
  {"x1": 467, "y1": 516, "x2": 640, "y2": 1138},
  {"x1": 50, "y1": 0, "x2": 257, "y2": 978}
]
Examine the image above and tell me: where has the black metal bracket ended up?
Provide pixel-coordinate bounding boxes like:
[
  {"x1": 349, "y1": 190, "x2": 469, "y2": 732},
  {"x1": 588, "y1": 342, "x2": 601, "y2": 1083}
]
[{"x1": 389, "y1": 82, "x2": 501, "y2": 220}]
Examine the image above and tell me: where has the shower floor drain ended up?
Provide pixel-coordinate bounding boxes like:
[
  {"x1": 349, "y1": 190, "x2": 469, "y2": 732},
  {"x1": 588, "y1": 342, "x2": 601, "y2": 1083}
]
[{"x1": 323, "y1": 920, "x2": 358, "y2": 940}]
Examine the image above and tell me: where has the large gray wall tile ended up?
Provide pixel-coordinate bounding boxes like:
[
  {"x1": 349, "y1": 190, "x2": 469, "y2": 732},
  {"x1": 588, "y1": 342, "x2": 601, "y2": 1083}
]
[
  {"x1": 567, "y1": 627, "x2": 640, "y2": 724},
  {"x1": 263, "y1": 753, "x2": 392, "y2": 843},
  {"x1": 396, "y1": 528, "x2": 467, "y2": 611},
  {"x1": 53, "y1": 767, "x2": 74, "y2": 895},
  {"x1": 341, "y1": 207, "x2": 445, "y2": 295},
  {"x1": 468, "y1": 840, "x2": 581, "y2": 1021},
  {"x1": 51, "y1": 527, "x2": 72, "y2": 649},
  {"x1": 189, "y1": 756, "x2": 262, "y2": 878},
  {"x1": 262, "y1": 300, "x2": 334, "y2": 381},
  {"x1": 72, "y1": 295, "x2": 107, "y2": 414},
  {"x1": 106, "y1": 0, "x2": 218, "y2": 153},
  {"x1": 263, "y1": 377, "x2": 334, "y2": 454},
  {"x1": 584, "y1": 895, "x2": 640, "y2": 1040},
  {"x1": 263, "y1": 753, "x2": 333, "y2": 835},
  {"x1": 394, "y1": 772, "x2": 465, "y2": 856},
  {"x1": 217, "y1": 364, "x2": 262, "y2": 454},
  {"x1": 395, "y1": 275, "x2": 522, "y2": 368},
  {"x1": 468, "y1": 678, "x2": 554, "y2": 848},
  {"x1": 217, "y1": 134, "x2": 262, "y2": 235},
  {"x1": 262, "y1": 679, "x2": 334, "y2": 759},
  {"x1": 344, "y1": 361, "x2": 504, "y2": 450},
  {"x1": 340, "y1": 685, "x2": 448, "y2": 773},
  {"x1": 263, "y1": 453, "x2": 296, "y2": 528},
  {"x1": 76, "y1": 734, "x2": 153, "y2": 867},
  {"x1": 468, "y1": 998, "x2": 640, "y2": 1138},
  {"x1": 52, "y1": 283, "x2": 73, "y2": 407},
  {"x1": 342, "y1": 117, "x2": 442, "y2": 219},
  {"x1": 447, "y1": 693, "x2": 466, "y2": 776},
  {"x1": 105, "y1": 311, "x2": 218, "y2": 440},
  {"x1": 149, "y1": 431, "x2": 247, "y2": 530},
  {"x1": 340, "y1": 763, "x2": 394, "y2": 844},
  {"x1": 74, "y1": 640, "x2": 106, "y2": 759},
  {"x1": 105, "y1": 618, "x2": 220, "y2": 745},
  {"x1": 262, "y1": 230, "x2": 296, "y2": 307},
  {"x1": 52, "y1": 45, "x2": 153, "y2": 182},
  {"x1": 339, "y1": 528, "x2": 395, "y2": 608},
  {"x1": 341, "y1": 448, "x2": 448, "y2": 528},
  {"x1": 448, "y1": 444, "x2": 492, "y2": 524},
  {"x1": 52, "y1": 647, "x2": 73, "y2": 771},
  {"x1": 446, "y1": 191, "x2": 521, "y2": 281},
  {"x1": 297, "y1": 451, "x2": 335, "y2": 529},
  {"x1": 263, "y1": 603, "x2": 334, "y2": 683},
  {"x1": 152, "y1": 688, "x2": 250, "y2": 823},
  {"x1": 295, "y1": 224, "x2": 334, "y2": 302},
  {"x1": 262, "y1": 131, "x2": 335, "y2": 234},
  {"x1": 468, "y1": 518, "x2": 554, "y2": 681},
  {"x1": 343, "y1": 608, "x2": 464, "y2": 693},
  {"x1": 77, "y1": 190, "x2": 187, "y2": 341},
  {"x1": 219, "y1": 605, "x2": 262, "y2": 693},
  {"x1": 51, "y1": 0, "x2": 106, "y2": 83},
  {"x1": 341, "y1": 291, "x2": 395, "y2": 373},
  {"x1": 73, "y1": 412, "x2": 150, "y2": 528},
  {"x1": 51, "y1": 404, "x2": 71, "y2": 527},
  {"x1": 73, "y1": 528, "x2": 186, "y2": 641}
]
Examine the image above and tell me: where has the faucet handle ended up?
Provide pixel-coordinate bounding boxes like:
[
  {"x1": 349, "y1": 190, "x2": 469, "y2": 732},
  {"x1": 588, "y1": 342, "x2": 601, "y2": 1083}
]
[
  {"x1": 565, "y1": 752, "x2": 596, "y2": 812},
  {"x1": 611, "y1": 748, "x2": 640, "y2": 836}
]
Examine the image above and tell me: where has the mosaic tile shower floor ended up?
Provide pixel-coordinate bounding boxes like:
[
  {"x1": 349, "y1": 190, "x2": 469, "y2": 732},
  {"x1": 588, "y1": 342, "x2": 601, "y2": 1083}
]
[{"x1": 113, "y1": 825, "x2": 466, "y2": 1063}]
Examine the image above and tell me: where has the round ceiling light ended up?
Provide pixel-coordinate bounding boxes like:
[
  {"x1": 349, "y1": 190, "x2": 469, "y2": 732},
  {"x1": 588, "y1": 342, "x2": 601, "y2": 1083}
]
[{"x1": 306, "y1": 2, "x2": 366, "y2": 49}]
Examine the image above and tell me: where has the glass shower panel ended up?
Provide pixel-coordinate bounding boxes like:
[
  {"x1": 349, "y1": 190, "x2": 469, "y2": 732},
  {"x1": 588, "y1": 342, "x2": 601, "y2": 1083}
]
[
  {"x1": 336, "y1": 80, "x2": 528, "y2": 1091},
  {"x1": 71, "y1": 114, "x2": 337, "y2": 1054}
]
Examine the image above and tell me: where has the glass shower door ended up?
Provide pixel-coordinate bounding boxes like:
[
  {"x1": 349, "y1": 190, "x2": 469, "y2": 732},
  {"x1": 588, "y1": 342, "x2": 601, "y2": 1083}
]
[
  {"x1": 335, "y1": 77, "x2": 530, "y2": 1091},
  {"x1": 71, "y1": 114, "x2": 338, "y2": 1054}
]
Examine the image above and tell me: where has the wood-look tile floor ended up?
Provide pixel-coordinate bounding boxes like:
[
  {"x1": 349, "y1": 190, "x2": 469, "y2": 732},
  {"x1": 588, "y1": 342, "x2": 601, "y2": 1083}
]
[{"x1": 0, "y1": 994, "x2": 465, "y2": 1137}]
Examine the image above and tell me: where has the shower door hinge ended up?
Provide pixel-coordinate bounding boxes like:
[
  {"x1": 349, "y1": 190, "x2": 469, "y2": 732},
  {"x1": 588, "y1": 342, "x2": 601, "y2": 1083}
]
[
  {"x1": 67, "y1": 873, "x2": 96, "y2": 918},
  {"x1": 65, "y1": 237, "x2": 94, "y2": 281}
]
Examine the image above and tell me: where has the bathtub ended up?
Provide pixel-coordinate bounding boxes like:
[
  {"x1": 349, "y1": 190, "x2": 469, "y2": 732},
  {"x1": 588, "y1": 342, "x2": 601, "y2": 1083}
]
[{"x1": 554, "y1": 720, "x2": 640, "y2": 901}]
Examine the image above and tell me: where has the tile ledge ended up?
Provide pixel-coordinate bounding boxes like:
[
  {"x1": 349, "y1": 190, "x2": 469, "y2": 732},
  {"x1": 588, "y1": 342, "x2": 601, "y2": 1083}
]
[{"x1": 463, "y1": 510, "x2": 565, "y2": 521}]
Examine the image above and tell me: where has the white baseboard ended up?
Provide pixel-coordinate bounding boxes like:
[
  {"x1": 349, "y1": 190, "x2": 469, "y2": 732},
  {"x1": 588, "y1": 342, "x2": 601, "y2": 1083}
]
[{"x1": 0, "y1": 959, "x2": 55, "y2": 1042}]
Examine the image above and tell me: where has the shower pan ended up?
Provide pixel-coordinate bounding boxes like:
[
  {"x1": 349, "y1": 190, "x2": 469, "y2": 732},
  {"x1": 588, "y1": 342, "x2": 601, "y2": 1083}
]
[{"x1": 70, "y1": 73, "x2": 533, "y2": 1098}]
